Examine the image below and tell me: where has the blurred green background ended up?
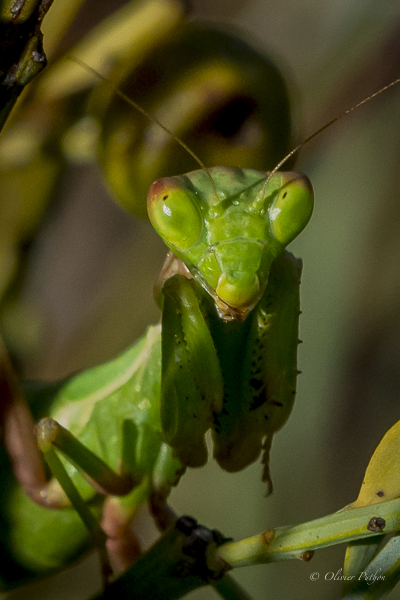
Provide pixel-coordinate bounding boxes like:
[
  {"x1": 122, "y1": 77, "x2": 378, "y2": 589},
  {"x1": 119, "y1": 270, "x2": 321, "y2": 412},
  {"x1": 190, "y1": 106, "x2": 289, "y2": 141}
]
[{"x1": 2, "y1": 0, "x2": 400, "y2": 599}]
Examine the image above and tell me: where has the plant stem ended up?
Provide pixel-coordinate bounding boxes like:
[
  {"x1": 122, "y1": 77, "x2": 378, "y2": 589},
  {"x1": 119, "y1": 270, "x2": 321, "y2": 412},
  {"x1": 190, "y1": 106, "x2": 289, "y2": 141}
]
[{"x1": 214, "y1": 499, "x2": 400, "y2": 568}]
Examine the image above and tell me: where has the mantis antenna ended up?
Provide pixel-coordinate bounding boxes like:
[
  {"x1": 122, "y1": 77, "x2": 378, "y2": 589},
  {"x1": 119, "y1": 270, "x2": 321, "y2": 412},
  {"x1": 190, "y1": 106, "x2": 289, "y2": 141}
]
[
  {"x1": 261, "y1": 76, "x2": 400, "y2": 197},
  {"x1": 71, "y1": 57, "x2": 399, "y2": 204},
  {"x1": 69, "y1": 56, "x2": 220, "y2": 202}
]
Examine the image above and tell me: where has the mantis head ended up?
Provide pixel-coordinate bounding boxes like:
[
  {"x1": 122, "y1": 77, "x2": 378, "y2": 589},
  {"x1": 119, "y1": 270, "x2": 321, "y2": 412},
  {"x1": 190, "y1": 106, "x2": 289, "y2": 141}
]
[{"x1": 148, "y1": 166, "x2": 313, "y2": 319}]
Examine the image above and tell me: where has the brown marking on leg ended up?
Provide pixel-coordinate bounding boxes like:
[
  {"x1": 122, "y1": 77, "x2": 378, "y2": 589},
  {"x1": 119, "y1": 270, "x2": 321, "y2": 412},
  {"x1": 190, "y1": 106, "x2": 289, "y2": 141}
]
[
  {"x1": 149, "y1": 491, "x2": 177, "y2": 531},
  {"x1": 0, "y1": 338, "x2": 47, "y2": 501},
  {"x1": 101, "y1": 497, "x2": 141, "y2": 575}
]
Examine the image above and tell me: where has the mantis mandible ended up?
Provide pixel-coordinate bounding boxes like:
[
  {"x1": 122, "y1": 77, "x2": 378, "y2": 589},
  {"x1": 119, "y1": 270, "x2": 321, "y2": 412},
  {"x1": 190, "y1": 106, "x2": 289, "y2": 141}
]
[{"x1": 0, "y1": 49, "x2": 399, "y2": 589}]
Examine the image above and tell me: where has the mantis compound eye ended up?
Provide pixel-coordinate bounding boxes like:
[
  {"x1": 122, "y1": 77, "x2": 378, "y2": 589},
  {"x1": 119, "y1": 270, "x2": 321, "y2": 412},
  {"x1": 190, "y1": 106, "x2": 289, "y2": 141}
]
[
  {"x1": 147, "y1": 178, "x2": 203, "y2": 251},
  {"x1": 269, "y1": 172, "x2": 314, "y2": 246}
]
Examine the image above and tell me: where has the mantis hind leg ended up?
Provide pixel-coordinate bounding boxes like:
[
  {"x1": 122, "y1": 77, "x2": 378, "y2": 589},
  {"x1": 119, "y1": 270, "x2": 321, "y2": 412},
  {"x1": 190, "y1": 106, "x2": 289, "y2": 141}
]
[
  {"x1": 36, "y1": 416, "x2": 183, "y2": 576},
  {"x1": 0, "y1": 337, "x2": 47, "y2": 503},
  {"x1": 0, "y1": 334, "x2": 183, "y2": 581},
  {"x1": 0, "y1": 340, "x2": 112, "y2": 582}
]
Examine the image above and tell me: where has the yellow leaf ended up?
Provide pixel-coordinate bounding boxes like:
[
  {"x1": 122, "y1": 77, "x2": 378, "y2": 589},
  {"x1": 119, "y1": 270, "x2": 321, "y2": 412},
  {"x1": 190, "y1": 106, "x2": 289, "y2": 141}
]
[{"x1": 350, "y1": 419, "x2": 400, "y2": 508}]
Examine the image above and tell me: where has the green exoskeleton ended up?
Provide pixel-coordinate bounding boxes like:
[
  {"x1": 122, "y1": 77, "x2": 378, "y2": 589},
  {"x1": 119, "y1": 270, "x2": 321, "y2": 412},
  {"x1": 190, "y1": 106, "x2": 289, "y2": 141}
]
[
  {"x1": 0, "y1": 164, "x2": 313, "y2": 583},
  {"x1": 148, "y1": 167, "x2": 313, "y2": 473},
  {"x1": 2, "y1": 38, "x2": 397, "y2": 590},
  {"x1": 0, "y1": 14, "x2": 306, "y2": 587}
]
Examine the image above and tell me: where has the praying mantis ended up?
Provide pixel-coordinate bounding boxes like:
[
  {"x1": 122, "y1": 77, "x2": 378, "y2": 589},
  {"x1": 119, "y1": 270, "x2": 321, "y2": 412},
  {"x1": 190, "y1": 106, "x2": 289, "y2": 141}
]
[
  {"x1": 0, "y1": 112, "x2": 314, "y2": 584},
  {"x1": 0, "y1": 10, "x2": 301, "y2": 584},
  {"x1": 1, "y1": 3, "x2": 400, "y2": 599}
]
